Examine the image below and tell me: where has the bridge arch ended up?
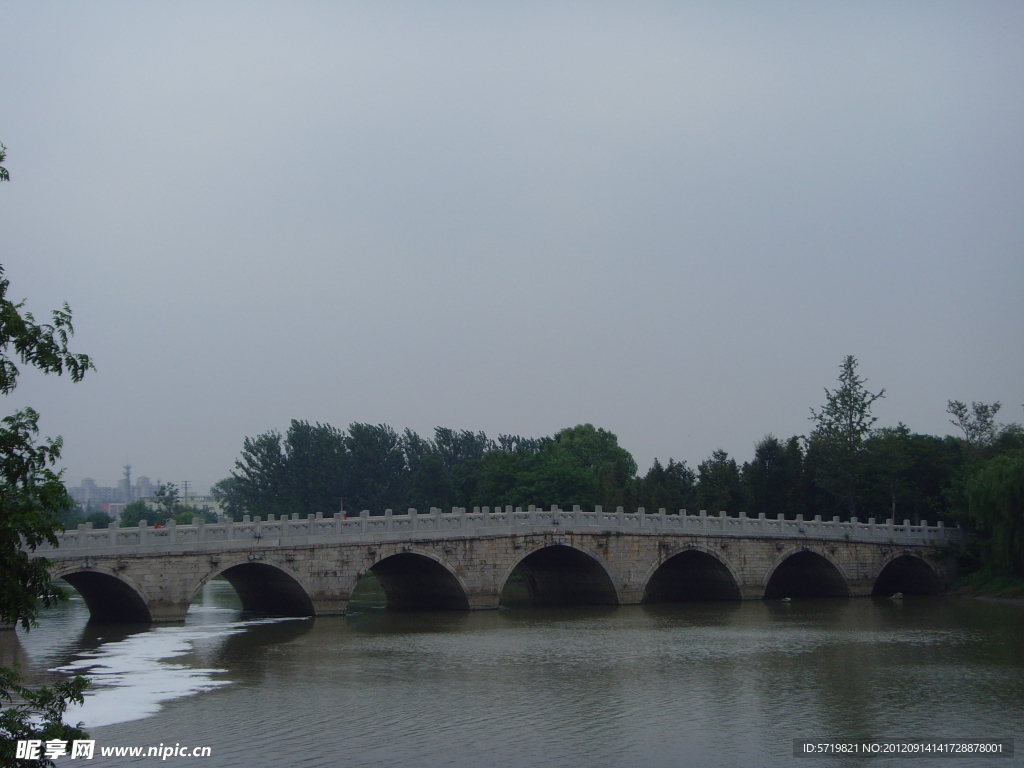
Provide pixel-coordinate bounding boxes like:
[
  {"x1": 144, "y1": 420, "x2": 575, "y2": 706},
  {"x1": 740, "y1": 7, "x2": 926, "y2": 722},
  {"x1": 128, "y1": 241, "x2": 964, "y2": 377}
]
[
  {"x1": 191, "y1": 558, "x2": 316, "y2": 617},
  {"x1": 52, "y1": 565, "x2": 151, "y2": 624},
  {"x1": 642, "y1": 546, "x2": 742, "y2": 602},
  {"x1": 359, "y1": 549, "x2": 471, "y2": 610},
  {"x1": 500, "y1": 543, "x2": 619, "y2": 606},
  {"x1": 872, "y1": 553, "x2": 944, "y2": 595},
  {"x1": 763, "y1": 547, "x2": 850, "y2": 599}
]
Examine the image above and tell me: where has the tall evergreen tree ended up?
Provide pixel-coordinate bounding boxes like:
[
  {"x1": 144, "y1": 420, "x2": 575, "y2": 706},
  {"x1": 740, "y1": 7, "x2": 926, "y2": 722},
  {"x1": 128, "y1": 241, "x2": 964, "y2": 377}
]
[{"x1": 809, "y1": 355, "x2": 885, "y2": 517}]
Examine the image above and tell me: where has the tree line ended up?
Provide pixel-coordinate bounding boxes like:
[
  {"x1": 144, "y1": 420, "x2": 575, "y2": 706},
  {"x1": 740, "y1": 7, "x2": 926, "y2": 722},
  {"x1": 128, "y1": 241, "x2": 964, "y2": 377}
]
[{"x1": 206, "y1": 357, "x2": 1022, "y2": 579}]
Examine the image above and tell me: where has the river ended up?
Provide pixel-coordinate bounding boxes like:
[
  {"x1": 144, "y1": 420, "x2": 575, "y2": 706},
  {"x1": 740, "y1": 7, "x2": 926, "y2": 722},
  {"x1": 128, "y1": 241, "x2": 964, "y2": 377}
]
[{"x1": 2, "y1": 581, "x2": 1021, "y2": 767}]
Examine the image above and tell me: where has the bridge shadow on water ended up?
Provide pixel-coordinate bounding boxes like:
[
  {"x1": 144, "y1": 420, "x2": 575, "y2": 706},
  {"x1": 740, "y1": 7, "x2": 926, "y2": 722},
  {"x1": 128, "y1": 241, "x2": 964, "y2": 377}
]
[
  {"x1": 368, "y1": 553, "x2": 471, "y2": 610},
  {"x1": 763, "y1": 550, "x2": 850, "y2": 599},
  {"x1": 871, "y1": 554, "x2": 944, "y2": 595},
  {"x1": 60, "y1": 571, "x2": 152, "y2": 624},
  {"x1": 346, "y1": 571, "x2": 475, "y2": 632},
  {"x1": 501, "y1": 544, "x2": 619, "y2": 607},
  {"x1": 643, "y1": 550, "x2": 742, "y2": 602}
]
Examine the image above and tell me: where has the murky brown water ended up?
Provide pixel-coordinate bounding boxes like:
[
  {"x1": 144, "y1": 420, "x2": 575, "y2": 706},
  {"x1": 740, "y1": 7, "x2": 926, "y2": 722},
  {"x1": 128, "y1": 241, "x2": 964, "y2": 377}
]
[{"x1": 4, "y1": 581, "x2": 1022, "y2": 767}]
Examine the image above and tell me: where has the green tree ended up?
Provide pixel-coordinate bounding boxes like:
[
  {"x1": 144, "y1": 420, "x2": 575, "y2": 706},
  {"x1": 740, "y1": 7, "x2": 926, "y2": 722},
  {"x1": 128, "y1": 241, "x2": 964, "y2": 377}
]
[
  {"x1": 170, "y1": 505, "x2": 215, "y2": 526},
  {"x1": 743, "y1": 435, "x2": 803, "y2": 519},
  {"x1": 947, "y1": 400, "x2": 1001, "y2": 457},
  {"x1": 344, "y1": 423, "x2": 406, "y2": 512},
  {"x1": 80, "y1": 511, "x2": 112, "y2": 529},
  {"x1": 534, "y1": 425, "x2": 637, "y2": 509},
  {"x1": 232, "y1": 429, "x2": 291, "y2": 515},
  {"x1": 118, "y1": 499, "x2": 150, "y2": 527},
  {"x1": 209, "y1": 476, "x2": 244, "y2": 520},
  {"x1": 403, "y1": 430, "x2": 451, "y2": 510},
  {"x1": 474, "y1": 448, "x2": 536, "y2": 507},
  {"x1": 432, "y1": 428, "x2": 492, "y2": 504},
  {"x1": 965, "y1": 452, "x2": 1024, "y2": 576},
  {"x1": 231, "y1": 421, "x2": 349, "y2": 517},
  {"x1": 638, "y1": 458, "x2": 696, "y2": 512},
  {"x1": 0, "y1": 251, "x2": 93, "y2": 760},
  {"x1": 809, "y1": 355, "x2": 885, "y2": 517},
  {"x1": 865, "y1": 424, "x2": 914, "y2": 519},
  {"x1": 864, "y1": 429, "x2": 961, "y2": 523},
  {"x1": 282, "y1": 420, "x2": 348, "y2": 515},
  {"x1": 152, "y1": 482, "x2": 179, "y2": 519},
  {"x1": 697, "y1": 449, "x2": 745, "y2": 514}
]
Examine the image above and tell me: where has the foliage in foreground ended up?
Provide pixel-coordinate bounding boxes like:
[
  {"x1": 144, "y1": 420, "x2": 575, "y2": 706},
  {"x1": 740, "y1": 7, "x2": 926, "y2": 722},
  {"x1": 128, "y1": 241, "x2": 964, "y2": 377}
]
[
  {"x1": 1, "y1": 145, "x2": 92, "y2": 764},
  {"x1": 0, "y1": 670, "x2": 88, "y2": 768}
]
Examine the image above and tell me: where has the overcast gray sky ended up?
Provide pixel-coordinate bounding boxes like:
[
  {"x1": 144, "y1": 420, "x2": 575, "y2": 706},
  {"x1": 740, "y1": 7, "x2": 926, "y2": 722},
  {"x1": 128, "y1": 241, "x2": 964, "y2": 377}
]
[{"x1": 2, "y1": 2, "x2": 1022, "y2": 491}]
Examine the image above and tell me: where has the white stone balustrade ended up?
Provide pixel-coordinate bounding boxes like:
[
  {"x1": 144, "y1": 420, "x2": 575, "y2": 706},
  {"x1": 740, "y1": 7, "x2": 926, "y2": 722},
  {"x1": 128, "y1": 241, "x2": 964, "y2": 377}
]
[{"x1": 35, "y1": 505, "x2": 960, "y2": 557}]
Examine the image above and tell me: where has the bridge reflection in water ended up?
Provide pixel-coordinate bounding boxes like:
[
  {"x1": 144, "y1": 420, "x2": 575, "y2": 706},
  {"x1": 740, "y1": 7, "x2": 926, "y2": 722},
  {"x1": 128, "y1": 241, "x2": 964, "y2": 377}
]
[{"x1": 32, "y1": 505, "x2": 958, "y2": 624}]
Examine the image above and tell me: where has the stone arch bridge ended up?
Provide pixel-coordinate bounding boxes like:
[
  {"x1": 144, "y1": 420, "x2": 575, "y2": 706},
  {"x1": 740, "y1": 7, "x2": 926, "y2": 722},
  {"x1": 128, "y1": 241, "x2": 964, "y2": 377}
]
[{"x1": 33, "y1": 506, "x2": 960, "y2": 623}]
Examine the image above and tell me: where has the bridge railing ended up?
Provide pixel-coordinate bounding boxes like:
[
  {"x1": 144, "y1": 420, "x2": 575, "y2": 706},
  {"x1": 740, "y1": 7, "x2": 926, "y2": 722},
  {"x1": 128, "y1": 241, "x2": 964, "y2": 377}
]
[{"x1": 35, "y1": 505, "x2": 961, "y2": 556}]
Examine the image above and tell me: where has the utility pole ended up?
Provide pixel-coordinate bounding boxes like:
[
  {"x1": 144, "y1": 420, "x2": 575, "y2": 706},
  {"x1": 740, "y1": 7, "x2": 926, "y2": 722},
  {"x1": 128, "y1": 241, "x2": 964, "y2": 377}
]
[{"x1": 181, "y1": 480, "x2": 191, "y2": 503}]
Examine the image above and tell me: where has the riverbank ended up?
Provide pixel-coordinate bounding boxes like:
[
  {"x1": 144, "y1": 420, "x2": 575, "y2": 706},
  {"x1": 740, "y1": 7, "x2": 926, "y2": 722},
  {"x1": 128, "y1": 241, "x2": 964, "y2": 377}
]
[{"x1": 952, "y1": 568, "x2": 1024, "y2": 606}]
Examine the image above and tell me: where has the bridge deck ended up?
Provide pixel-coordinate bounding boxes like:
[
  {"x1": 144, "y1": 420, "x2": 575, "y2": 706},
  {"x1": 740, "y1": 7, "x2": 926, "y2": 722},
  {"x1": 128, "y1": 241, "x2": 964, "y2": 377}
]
[{"x1": 37, "y1": 506, "x2": 959, "y2": 558}]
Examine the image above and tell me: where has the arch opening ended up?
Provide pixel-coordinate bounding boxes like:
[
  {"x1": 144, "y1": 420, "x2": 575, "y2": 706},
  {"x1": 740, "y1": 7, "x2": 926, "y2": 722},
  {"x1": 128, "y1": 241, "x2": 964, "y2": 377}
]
[
  {"x1": 369, "y1": 553, "x2": 470, "y2": 611},
  {"x1": 218, "y1": 563, "x2": 315, "y2": 617},
  {"x1": 872, "y1": 555, "x2": 943, "y2": 595},
  {"x1": 763, "y1": 551, "x2": 849, "y2": 599},
  {"x1": 502, "y1": 545, "x2": 618, "y2": 606},
  {"x1": 60, "y1": 571, "x2": 151, "y2": 624},
  {"x1": 644, "y1": 550, "x2": 741, "y2": 602}
]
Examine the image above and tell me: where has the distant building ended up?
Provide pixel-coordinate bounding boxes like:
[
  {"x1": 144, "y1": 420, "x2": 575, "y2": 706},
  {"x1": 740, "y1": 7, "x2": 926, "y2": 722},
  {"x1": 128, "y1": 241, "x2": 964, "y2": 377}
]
[
  {"x1": 136, "y1": 476, "x2": 154, "y2": 499},
  {"x1": 67, "y1": 474, "x2": 166, "y2": 508},
  {"x1": 68, "y1": 478, "x2": 124, "y2": 507}
]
